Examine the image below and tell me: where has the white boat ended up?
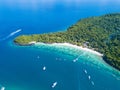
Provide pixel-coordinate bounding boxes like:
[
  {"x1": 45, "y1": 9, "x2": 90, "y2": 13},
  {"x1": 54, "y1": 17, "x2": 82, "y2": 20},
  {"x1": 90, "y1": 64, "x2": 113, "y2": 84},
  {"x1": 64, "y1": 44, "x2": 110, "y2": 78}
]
[
  {"x1": 73, "y1": 58, "x2": 78, "y2": 62},
  {"x1": 52, "y1": 82, "x2": 57, "y2": 88},
  {"x1": 88, "y1": 75, "x2": 91, "y2": 80},
  {"x1": 84, "y1": 69, "x2": 87, "y2": 74},
  {"x1": 43, "y1": 66, "x2": 46, "y2": 71}
]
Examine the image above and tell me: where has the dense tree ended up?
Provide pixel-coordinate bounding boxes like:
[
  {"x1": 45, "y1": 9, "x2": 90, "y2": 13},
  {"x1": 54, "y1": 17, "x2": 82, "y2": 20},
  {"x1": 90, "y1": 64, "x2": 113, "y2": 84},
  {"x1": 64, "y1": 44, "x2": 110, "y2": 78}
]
[{"x1": 14, "y1": 13, "x2": 120, "y2": 70}]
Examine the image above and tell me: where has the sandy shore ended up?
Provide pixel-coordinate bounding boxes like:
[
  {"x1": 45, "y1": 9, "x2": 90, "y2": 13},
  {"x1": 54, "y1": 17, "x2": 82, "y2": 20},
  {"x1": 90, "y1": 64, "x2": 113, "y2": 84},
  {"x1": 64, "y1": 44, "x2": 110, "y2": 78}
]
[
  {"x1": 35, "y1": 42, "x2": 103, "y2": 57},
  {"x1": 51, "y1": 43, "x2": 103, "y2": 56}
]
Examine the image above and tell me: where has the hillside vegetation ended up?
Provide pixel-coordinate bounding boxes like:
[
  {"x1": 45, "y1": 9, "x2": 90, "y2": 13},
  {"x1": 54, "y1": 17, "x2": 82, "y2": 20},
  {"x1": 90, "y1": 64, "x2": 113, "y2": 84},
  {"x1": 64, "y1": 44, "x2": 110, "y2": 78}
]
[{"x1": 14, "y1": 13, "x2": 120, "y2": 70}]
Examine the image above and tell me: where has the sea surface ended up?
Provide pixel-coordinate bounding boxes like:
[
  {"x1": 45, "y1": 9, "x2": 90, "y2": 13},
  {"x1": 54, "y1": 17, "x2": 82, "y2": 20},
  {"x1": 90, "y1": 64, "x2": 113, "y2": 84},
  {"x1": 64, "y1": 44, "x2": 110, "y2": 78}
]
[{"x1": 0, "y1": 0, "x2": 120, "y2": 90}]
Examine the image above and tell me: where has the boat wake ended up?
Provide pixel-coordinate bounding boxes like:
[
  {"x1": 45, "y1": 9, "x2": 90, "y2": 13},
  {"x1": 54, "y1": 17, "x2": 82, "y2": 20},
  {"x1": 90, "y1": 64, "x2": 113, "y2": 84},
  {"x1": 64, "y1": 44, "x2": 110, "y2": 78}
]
[
  {"x1": 9, "y1": 29, "x2": 22, "y2": 36},
  {"x1": 0, "y1": 29, "x2": 22, "y2": 41},
  {"x1": 91, "y1": 81, "x2": 95, "y2": 85},
  {"x1": 73, "y1": 53, "x2": 85, "y2": 62}
]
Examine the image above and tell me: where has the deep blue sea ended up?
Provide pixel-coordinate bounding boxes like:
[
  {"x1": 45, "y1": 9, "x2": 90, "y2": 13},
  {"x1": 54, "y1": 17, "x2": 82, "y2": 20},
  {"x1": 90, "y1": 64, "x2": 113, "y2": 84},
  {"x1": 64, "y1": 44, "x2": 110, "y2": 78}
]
[{"x1": 0, "y1": 0, "x2": 120, "y2": 90}]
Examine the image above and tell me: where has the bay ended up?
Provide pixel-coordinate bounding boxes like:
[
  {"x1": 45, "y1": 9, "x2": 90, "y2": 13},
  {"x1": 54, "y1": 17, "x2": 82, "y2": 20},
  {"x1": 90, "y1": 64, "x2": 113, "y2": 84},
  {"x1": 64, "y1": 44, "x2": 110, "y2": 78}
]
[{"x1": 0, "y1": 0, "x2": 120, "y2": 90}]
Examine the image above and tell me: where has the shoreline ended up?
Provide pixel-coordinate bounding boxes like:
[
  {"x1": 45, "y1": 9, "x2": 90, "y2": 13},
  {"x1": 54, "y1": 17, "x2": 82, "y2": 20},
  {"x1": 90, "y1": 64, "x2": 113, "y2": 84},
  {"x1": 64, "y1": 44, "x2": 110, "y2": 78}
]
[
  {"x1": 34, "y1": 42, "x2": 120, "y2": 73},
  {"x1": 13, "y1": 13, "x2": 120, "y2": 71},
  {"x1": 35, "y1": 42, "x2": 103, "y2": 57},
  {"x1": 15, "y1": 41, "x2": 120, "y2": 72}
]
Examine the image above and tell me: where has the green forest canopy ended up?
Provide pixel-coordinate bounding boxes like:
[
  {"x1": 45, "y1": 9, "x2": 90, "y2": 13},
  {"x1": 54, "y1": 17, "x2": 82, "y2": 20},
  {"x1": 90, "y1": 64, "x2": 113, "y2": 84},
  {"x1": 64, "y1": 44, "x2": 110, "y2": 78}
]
[{"x1": 14, "y1": 13, "x2": 120, "y2": 70}]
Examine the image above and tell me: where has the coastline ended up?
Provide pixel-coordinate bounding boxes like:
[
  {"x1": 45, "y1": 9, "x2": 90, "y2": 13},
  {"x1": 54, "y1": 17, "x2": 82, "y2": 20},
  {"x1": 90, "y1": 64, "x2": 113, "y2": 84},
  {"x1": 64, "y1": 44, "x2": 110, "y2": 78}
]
[
  {"x1": 16, "y1": 41, "x2": 120, "y2": 72},
  {"x1": 34, "y1": 42, "x2": 103, "y2": 57},
  {"x1": 13, "y1": 13, "x2": 120, "y2": 71},
  {"x1": 34, "y1": 42, "x2": 120, "y2": 74}
]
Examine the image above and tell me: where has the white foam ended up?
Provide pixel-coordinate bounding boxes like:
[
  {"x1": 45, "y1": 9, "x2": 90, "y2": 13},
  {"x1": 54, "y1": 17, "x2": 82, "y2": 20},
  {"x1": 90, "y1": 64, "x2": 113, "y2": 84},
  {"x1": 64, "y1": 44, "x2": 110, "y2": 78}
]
[
  {"x1": 29, "y1": 41, "x2": 36, "y2": 44},
  {"x1": 52, "y1": 82, "x2": 57, "y2": 88},
  {"x1": 1, "y1": 87, "x2": 5, "y2": 90},
  {"x1": 58, "y1": 43, "x2": 103, "y2": 56},
  {"x1": 35, "y1": 43, "x2": 103, "y2": 57}
]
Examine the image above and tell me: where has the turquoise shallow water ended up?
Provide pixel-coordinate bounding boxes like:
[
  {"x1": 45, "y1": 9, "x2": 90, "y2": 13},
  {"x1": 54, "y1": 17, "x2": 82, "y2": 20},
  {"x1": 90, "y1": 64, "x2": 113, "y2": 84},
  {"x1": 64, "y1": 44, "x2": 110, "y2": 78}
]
[
  {"x1": 0, "y1": 0, "x2": 120, "y2": 90},
  {"x1": 7, "y1": 42, "x2": 120, "y2": 90}
]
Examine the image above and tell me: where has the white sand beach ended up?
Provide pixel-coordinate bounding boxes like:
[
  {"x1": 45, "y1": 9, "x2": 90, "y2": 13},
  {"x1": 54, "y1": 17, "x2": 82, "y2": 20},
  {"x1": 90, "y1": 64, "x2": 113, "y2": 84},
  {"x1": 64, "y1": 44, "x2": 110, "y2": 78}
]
[{"x1": 34, "y1": 42, "x2": 103, "y2": 57}]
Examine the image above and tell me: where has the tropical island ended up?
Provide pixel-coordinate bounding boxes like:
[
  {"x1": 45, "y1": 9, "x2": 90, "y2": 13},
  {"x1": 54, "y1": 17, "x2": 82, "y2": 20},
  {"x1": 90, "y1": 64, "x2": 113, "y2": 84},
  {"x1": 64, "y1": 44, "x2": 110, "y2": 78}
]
[{"x1": 14, "y1": 13, "x2": 120, "y2": 71}]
